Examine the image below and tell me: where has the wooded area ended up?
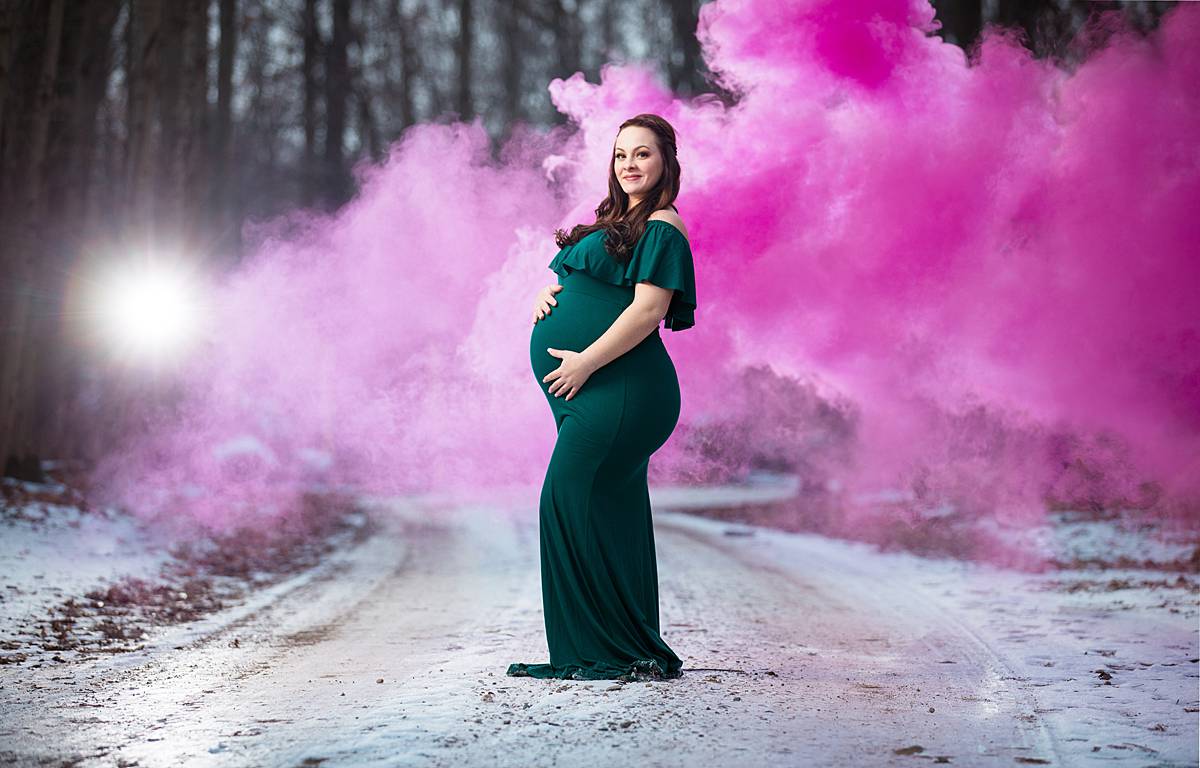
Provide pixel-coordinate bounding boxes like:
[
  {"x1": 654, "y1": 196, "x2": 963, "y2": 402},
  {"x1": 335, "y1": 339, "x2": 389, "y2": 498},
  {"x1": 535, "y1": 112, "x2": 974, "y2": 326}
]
[{"x1": 0, "y1": 0, "x2": 1176, "y2": 480}]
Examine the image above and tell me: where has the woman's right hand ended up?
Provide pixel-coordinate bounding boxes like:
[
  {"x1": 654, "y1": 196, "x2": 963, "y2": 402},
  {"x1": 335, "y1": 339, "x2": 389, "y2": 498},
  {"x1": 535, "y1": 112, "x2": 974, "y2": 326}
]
[{"x1": 532, "y1": 283, "x2": 563, "y2": 324}]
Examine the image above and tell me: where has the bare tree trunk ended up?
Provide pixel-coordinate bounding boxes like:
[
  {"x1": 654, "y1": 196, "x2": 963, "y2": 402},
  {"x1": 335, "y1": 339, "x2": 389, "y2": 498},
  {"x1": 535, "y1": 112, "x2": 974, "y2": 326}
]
[
  {"x1": 324, "y1": 0, "x2": 351, "y2": 205},
  {"x1": 39, "y1": 0, "x2": 120, "y2": 463},
  {"x1": 86, "y1": 5, "x2": 128, "y2": 235},
  {"x1": 158, "y1": 0, "x2": 186, "y2": 231},
  {"x1": 214, "y1": 0, "x2": 237, "y2": 259},
  {"x1": 0, "y1": 0, "x2": 65, "y2": 478},
  {"x1": 667, "y1": 0, "x2": 701, "y2": 97},
  {"x1": 454, "y1": 0, "x2": 472, "y2": 122},
  {"x1": 42, "y1": 0, "x2": 84, "y2": 220},
  {"x1": 124, "y1": 0, "x2": 162, "y2": 230},
  {"x1": 302, "y1": 0, "x2": 319, "y2": 206},
  {"x1": 17, "y1": 0, "x2": 62, "y2": 218},
  {"x1": 396, "y1": 0, "x2": 418, "y2": 129},
  {"x1": 179, "y1": 0, "x2": 208, "y2": 239},
  {"x1": 66, "y1": 0, "x2": 122, "y2": 229},
  {"x1": 552, "y1": 0, "x2": 581, "y2": 85},
  {"x1": 598, "y1": 0, "x2": 616, "y2": 62},
  {"x1": 0, "y1": 0, "x2": 25, "y2": 136},
  {"x1": 153, "y1": 0, "x2": 207, "y2": 238},
  {"x1": 518, "y1": 0, "x2": 581, "y2": 123},
  {"x1": 355, "y1": 80, "x2": 381, "y2": 160},
  {"x1": 241, "y1": 3, "x2": 275, "y2": 208},
  {"x1": 497, "y1": 0, "x2": 521, "y2": 134},
  {"x1": 934, "y1": 0, "x2": 983, "y2": 51}
]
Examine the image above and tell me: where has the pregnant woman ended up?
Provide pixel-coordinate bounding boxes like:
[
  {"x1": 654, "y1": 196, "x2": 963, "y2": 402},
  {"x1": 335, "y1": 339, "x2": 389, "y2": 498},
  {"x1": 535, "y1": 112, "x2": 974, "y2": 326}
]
[{"x1": 506, "y1": 114, "x2": 696, "y2": 682}]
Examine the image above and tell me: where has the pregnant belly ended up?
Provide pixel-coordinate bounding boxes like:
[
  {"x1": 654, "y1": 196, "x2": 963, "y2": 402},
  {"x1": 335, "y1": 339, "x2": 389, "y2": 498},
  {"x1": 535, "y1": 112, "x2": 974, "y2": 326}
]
[
  {"x1": 529, "y1": 289, "x2": 625, "y2": 385},
  {"x1": 529, "y1": 280, "x2": 679, "y2": 449}
]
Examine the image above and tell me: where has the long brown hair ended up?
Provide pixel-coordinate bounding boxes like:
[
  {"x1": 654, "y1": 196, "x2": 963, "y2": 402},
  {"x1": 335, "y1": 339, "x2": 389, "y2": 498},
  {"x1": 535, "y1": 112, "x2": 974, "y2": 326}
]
[{"x1": 553, "y1": 113, "x2": 681, "y2": 266}]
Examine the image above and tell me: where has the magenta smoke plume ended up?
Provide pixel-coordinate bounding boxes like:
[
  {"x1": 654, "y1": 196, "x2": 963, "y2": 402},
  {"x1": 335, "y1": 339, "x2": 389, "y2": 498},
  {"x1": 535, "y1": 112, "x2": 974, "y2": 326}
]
[{"x1": 91, "y1": 0, "x2": 1199, "y2": 543}]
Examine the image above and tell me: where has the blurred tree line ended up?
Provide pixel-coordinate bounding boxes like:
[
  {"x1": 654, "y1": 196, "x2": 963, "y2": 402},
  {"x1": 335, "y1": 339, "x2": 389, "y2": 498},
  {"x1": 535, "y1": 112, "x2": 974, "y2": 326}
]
[{"x1": 0, "y1": 0, "x2": 1177, "y2": 480}]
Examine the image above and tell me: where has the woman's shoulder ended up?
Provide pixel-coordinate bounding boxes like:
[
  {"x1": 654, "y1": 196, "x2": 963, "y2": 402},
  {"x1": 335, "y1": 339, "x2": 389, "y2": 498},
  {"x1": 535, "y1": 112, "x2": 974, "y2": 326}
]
[{"x1": 646, "y1": 208, "x2": 688, "y2": 242}]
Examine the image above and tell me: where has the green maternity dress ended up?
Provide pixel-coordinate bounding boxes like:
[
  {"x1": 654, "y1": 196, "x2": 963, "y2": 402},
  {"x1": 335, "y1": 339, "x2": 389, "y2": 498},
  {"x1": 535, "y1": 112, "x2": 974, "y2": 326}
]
[{"x1": 507, "y1": 219, "x2": 697, "y2": 682}]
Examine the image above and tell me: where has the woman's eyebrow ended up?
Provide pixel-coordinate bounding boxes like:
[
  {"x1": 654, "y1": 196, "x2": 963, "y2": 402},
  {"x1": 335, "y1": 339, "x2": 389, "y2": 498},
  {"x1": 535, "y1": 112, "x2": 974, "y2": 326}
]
[{"x1": 614, "y1": 145, "x2": 650, "y2": 152}]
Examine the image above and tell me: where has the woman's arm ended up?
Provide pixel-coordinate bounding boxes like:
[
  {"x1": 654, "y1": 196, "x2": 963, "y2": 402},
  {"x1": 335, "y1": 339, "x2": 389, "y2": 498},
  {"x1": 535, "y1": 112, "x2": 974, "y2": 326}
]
[
  {"x1": 543, "y1": 283, "x2": 672, "y2": 399},
  {"x1": 580, "y1": 282, "x2": 673, "y2": 370}
]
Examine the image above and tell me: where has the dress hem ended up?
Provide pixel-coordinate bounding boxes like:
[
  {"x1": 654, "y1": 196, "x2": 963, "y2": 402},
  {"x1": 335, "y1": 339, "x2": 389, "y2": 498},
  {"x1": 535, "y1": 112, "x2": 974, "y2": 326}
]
[{"x1": 505, "y1": 659, "x2": 683, "y2": 682}]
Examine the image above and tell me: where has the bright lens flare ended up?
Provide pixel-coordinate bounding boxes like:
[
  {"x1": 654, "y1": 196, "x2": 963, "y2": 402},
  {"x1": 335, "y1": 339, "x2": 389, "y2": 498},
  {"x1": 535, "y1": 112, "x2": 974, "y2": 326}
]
[{"x1": 97, "y1": 263, "x2": 200, "y2": 358}]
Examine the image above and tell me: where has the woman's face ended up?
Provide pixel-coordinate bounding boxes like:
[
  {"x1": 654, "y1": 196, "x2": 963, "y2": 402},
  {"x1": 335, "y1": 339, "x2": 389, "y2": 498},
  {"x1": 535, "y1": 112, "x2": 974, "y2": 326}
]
[{"x1": 613, "y1": 126, "x2": 663, "y2": 204}]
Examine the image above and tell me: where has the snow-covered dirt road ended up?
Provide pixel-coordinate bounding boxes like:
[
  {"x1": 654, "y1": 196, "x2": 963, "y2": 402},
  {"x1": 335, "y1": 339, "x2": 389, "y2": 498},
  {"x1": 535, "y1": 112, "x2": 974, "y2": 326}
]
[{"x1": 2, "y1": 494, "x2": 1196, "y2": 767}]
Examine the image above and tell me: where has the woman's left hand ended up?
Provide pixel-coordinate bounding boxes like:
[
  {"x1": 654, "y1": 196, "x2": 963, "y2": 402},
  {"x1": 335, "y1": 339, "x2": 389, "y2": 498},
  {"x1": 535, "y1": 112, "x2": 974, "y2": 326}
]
[{"x1": 543, "y1": 348, "x2": 596, "y2": 400}]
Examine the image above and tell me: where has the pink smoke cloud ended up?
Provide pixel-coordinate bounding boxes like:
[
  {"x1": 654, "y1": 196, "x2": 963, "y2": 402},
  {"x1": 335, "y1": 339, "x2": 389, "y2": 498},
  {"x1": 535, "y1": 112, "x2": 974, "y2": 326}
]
[{"x1": 91, "y1": 0, "x2": 1199, "y2": 543}]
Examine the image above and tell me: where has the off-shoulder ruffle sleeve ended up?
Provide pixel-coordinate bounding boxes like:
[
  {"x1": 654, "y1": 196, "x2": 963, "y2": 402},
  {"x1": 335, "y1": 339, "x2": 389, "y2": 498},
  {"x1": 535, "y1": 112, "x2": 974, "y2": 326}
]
[
  {"x1": 622, "y1": 221, "x2": 697, "y2": 331},
  {"x1": 546, "y1": 220, "x2": 697, "y2": 331},
  {"x1": 547, "y1": 248, "x2": 579, "y2": 279}
]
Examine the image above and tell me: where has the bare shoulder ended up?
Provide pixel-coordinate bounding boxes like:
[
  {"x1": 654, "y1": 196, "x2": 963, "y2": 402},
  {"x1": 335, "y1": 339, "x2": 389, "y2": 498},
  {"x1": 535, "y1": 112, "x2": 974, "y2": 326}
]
[{"x1": 647, "y1": 208, "x2": 688, "y2": 241}]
